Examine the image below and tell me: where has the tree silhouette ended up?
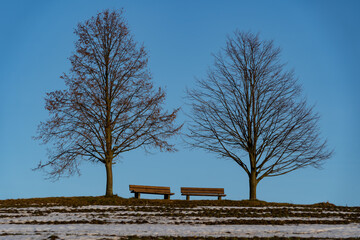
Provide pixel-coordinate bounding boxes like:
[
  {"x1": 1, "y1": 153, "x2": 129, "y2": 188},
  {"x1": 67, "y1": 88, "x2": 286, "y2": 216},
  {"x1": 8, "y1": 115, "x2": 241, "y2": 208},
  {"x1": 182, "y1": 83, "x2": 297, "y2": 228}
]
[
  {"x1": 35, "y1": 10, "x2": 182, "y2": 196},
  {"x1": 187, "y1": 31, "x2": 332, "y2": 200}
]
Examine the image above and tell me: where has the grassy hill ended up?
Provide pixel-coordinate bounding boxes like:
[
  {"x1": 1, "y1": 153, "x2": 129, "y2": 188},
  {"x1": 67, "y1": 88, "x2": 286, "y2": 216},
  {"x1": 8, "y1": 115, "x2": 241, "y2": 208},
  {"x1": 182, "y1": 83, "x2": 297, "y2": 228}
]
[
  {"x1": 0, "y1": 195, "x2": 339, "y2": 208},
  {"x1": 0, "y1": 196, "x2": 359, "y2": 239}
]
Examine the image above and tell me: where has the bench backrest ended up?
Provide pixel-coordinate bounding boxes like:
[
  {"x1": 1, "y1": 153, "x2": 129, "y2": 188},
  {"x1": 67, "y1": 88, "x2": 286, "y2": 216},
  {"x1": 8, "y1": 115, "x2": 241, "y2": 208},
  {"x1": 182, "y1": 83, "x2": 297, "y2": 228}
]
[
  {"x1": 181, "y1": 187, "x2": 224, "y2": 194},
  {"x1": 129, "y1": 185, "x2": 172, "y2": 194}
]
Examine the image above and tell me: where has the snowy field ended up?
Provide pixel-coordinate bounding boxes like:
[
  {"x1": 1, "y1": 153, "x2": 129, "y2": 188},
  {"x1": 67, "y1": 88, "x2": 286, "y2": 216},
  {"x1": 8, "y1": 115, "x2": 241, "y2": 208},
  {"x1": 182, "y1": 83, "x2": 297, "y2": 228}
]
[
  {"x1": 0, "y1": 203, "x2": 359, "y2": 239},
  {"x1": 1, "y1": 223, "x2": 360, "y2": 239}
]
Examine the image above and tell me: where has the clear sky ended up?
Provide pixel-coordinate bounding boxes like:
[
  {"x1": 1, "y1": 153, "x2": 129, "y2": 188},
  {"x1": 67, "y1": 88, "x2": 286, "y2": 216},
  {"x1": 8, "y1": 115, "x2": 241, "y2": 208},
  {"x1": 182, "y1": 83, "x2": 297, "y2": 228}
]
[{"x1": 0, "y1": 0, "x2": 359, "y2": 206}]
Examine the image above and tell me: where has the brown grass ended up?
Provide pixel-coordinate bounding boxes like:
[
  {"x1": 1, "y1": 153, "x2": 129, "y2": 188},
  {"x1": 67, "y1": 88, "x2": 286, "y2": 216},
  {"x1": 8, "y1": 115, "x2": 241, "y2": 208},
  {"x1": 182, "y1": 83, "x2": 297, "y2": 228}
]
[{"x1": 0, "y1": 195, "x2": 346, "y2": 209}]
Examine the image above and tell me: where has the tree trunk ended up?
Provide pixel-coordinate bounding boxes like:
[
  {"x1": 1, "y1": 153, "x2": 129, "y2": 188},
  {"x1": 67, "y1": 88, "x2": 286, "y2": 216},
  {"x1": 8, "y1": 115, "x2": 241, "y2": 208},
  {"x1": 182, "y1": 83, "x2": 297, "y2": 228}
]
[
  {"x1": 249, "y1": 169, "x2": 257, "y2": 200},
  {"x1": 105, "y1": 162, "x2": 113, "y2": 196}
]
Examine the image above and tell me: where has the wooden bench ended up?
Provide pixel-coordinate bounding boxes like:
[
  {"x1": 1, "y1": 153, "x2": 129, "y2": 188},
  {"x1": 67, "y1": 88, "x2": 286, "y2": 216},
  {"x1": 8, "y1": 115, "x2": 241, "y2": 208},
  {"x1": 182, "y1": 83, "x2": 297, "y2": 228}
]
[
  {"x1": 129, "y1": 185, "x2": 174, "y2": 200},
  {"x1": 181, "y1": 187, "x2": 226, "y2": 200}
]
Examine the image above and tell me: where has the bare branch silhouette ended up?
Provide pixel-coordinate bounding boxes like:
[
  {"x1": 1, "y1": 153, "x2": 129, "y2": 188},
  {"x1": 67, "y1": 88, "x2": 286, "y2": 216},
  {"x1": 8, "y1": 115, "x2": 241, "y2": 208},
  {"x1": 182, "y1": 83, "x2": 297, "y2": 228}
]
[
  {"x1": 187, "y1": 31, "x2": 332, "y2": 200},
  {"x1": 35, "y1": 10, "x2": 182, "y2": 196}
]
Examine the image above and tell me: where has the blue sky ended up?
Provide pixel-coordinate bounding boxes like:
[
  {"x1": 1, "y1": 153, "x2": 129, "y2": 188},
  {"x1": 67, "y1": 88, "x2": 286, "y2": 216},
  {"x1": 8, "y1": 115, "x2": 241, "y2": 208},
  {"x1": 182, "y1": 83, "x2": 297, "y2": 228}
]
[{"x1": 0, "y1": 0, "x2": 359, "y2": 206}]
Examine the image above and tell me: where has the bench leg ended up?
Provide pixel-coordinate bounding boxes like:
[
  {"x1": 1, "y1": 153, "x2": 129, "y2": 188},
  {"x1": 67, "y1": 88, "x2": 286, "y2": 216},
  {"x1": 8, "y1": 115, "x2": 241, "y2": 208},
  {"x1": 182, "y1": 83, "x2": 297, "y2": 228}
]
[
  {"x1": 186, "y1": 195, "x2": 190, "y2": 201},
  {"x1": 135, "y1": 192, "x2": 140, "y2": 199},
  {"x1": 164, "y1": 194, "x2": 170, "y2": 200},
  {"x1": 218, "y1": 196, "x2": 221, "y2": 200}
]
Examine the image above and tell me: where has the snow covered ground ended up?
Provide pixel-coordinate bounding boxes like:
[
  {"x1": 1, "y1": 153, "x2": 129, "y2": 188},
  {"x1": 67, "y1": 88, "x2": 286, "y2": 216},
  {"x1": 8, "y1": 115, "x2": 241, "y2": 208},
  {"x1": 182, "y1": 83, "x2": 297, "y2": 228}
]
[
  {"x1": 0, "y1": 223, "x2": 360, "y2": 239},
  {"x1": 0, "y1": 204, "x2": 359, "y2": 239}
]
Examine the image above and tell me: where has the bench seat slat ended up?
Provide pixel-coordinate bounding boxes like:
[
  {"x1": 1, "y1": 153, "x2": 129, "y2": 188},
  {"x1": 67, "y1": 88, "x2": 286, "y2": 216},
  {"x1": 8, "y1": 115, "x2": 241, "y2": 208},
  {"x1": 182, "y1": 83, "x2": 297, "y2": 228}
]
[
  {"x1": 129, "y1": 185, "x2": 174, "y2": 199},
  {"x1": 181, "y1": 187, "x2": 226, "y2": 200},
  {"x1": 181, "y1": 187, "x2": 224, "y2": 194},
  {"x1": 181, "y1": 193, "x2": 226, "y2": 196},
  {"x1": 130, "y1": 189, "x2": 173, "y2": 194},
  {"x1": 130, "y1": 188, "x2": 172, "y2": 193},
  {"x1": 182, "y1": 190, "x2": 224, "y2": 193},
  {"x1": 130, "y1": 185, "x2": 170, "y2": 190},
  {"x1": 130, "y1": 185, "x2": 172, "y2": 194},
  {"x1": 132, "y1": 191, "x2": 174, "y2": 195}
]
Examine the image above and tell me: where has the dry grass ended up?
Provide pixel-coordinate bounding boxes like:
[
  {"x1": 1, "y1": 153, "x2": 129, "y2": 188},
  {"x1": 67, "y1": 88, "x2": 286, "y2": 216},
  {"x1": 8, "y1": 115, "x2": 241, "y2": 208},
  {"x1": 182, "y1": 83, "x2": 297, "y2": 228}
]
[
  {"x1": 138, "y1": 238, "x2": 360, "y2": 240},
  {"x1": 0, "y1": 196, "x2": 341, "y2": 209},
  {"x1": 116, "y1": 237, "x2": 360, "y2": 240}
]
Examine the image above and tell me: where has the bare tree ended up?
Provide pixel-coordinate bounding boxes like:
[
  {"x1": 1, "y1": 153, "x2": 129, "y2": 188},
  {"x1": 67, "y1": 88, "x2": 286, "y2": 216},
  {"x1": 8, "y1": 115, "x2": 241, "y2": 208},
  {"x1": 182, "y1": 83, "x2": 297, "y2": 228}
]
[
  {"x1": 187, "y1": 31, "x2": 332, "y2": 200},
  {"x1": 35, "y1": 10, "x2": 182, "y2": 196}
]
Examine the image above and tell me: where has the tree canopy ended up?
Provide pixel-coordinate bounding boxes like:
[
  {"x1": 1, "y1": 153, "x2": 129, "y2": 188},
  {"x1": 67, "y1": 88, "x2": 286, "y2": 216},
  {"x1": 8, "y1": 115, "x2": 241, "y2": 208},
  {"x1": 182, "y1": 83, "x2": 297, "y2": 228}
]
[
  {"x1": 35, "y1": 10, "x2": 182, "y2": 196},
  {"x1": 187, "y1": 31, "x2": 332, "y2": 200}
]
